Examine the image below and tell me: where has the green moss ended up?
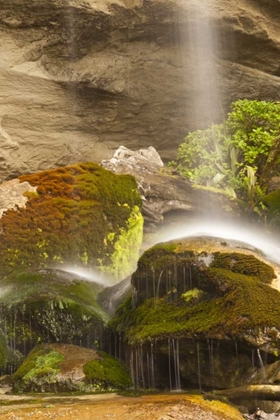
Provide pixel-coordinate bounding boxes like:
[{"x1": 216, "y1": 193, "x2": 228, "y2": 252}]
[
  {"x1": 12, "y1": 345, "x2": 53, "y2": 381},
  {"x1": 133, "y1": 242, "x2": 178, "y2": 274},
  {"x1": 102, "y1": 205, "x2": 144, "y2": 280},
  {"x1": 83, "y1": 351, "x2": 131, "y2": 390},
  {"x1": 111, "y1": 267, "x2": 280, "y2": 344},
  {"x1": 264, "y1": 189, "x2": 280, "y2": 227},
  {"x1": 0, "y1": 162, "x2": 142, "y2": 281},
  {"x1": 0, "y1": 269, "x2": 109, "y2": 349},
  {"x1": 182, "y1": 288, "x2": 204, "y2": 302},
  {"x1": 211, "y1": 252, "x2": 275, "y2": 284},
  {"x1": 14, "y1": 349, "x2": 64, "y2": 390}
]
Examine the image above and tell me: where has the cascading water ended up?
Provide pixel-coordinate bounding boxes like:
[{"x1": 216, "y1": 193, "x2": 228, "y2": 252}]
[{"x1": 185, "y1": 1, "x2": 220, "y2": 130}]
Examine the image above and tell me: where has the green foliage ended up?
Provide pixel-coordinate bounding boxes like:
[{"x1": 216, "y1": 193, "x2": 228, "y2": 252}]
[
  {"x1": 83, "y1": 351, "x2": 131, "y2": 390},
  {"x1": 170, "y1": 124, "x2": 229, "y2": 184},
  {"x1": 170, "y1": 100, "x2": 280, "y2": 218}
]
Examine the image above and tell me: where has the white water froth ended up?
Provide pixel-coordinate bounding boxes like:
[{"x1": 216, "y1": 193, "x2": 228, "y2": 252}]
[
  {"x1": 55, "y1": 265, "x2": 115, "y2": 287},
  {"x1": 158, "y1": 221, "x2": 280, "y2": 266}
]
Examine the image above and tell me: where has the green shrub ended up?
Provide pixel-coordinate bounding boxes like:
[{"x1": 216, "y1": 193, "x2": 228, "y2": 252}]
[{"x1": 170, "y1": 100, "x2": 280, "y2": 218}]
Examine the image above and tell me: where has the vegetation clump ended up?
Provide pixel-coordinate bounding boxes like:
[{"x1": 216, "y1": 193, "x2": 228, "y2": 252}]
[
  {"x1": 0, "y1": 162, "x2": 143, "y2": 281},
  {"x1": 13, "y1": 346, "x2": 64, "y2": 392},
  {"x1": 169, "y1": 99, "x2": 280, "y2": 223},
  {"x1": 83, "y1": 351, "x2": 132, "y2": 390}
]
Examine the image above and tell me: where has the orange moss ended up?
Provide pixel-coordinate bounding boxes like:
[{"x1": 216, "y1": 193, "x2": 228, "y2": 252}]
[{"x1": 0, "y1": 162, "x2": 142, "y2": 277}]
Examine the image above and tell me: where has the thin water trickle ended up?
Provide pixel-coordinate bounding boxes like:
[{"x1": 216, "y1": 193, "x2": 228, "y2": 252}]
[
  {"x1": 130, "y1": 349, "x2": 135, "y2": 389},
  {"x1": 197, "y1": 342, "x2": 202, "y2": 392},
  {"x1": 151, "y1": 342, "x2": 156, "y2": 389},
  {"x1": 257, "y1": 348, "x2": 267, "y2": 382},
  {"x1": 235, "y1": 340, "x2": 239, "y2": 371},
  {"x1": 147, "y1": 353, "x2": 151, "y2": 389},
  {"x1": 171, "y1": 339, "x2": 181, "y2": 391},
  {"x1": 168, "y1": 338, "x2": 172, "y2": 391},
  {"x1": 156, "y1": 270, "x2": 164, "y2": 299},
  {"x1": 257, "y1": 348, "x2": 264, "y2": 369},
  {"x1": 135, "y1": 346, "x2": 139, "y2": 389},
  {"x1": 207, "y1": 338, "x2": 215, "y2": 390},
  {"x1": 140, "y1": 345, "x2": 146, "y2": 389}
]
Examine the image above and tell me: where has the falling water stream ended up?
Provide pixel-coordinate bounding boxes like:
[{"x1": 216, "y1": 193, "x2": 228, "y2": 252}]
[{"x1": 186, "y1": 1, "x2": 220, "y2": 129}]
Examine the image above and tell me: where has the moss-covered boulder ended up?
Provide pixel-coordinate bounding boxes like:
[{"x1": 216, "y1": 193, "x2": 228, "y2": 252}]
[
  {"x1": 12, "y1": 343, "x2": 131, "y2": 393},
  {"x1": 0, "y1": 268, "x2": 111, "y2": 363},
  {"x1": 0, "y1": 162, "x2": 143, "y2": 282},
  {"x1": 110, "y1": 236, "x2": 280, "y2": 390}
]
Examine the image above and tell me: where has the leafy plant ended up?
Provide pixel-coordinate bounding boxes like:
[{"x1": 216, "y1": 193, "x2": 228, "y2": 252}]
[{"x1": 170, "y1": 100, "x2": 280, "y2": 218}]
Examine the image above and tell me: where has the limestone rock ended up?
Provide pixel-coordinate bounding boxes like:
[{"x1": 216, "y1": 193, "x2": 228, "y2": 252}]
[{"x1": 0, "y1": 0, "x2": 280, "y2": 179}]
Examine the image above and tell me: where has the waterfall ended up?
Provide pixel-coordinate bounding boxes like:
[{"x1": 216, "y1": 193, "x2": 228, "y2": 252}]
[{"x1": 185, "y1": 1, "x2": 220, "y2": 129}]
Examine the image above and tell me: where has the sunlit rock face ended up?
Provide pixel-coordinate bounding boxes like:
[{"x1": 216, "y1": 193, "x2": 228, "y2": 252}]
[
  {"x1": 0, "y1": 0, "x2": 280, "y2": 180},
  {"x1": 111, "y1": 235, "x2": 280, "y2": 390}
]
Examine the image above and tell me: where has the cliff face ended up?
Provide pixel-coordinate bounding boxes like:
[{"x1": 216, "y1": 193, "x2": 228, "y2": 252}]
[{"x1": 0, "y1": 0, "x2": 280, "y2": 180}]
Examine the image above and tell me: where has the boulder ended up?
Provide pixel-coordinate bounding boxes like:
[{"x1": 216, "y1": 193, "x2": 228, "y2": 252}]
[
  {"x1": 0, "y1": 268, "x2": 109, "y2": 363},
  {"x1": 1, "y1": 0, "x2": 280, "y2": 179},
  {"x1": 12, "y1": 343, "x2": 131, "y2": 393},
  {"x1": 111, "y1": 235, "x2": 280, "y2": 390},
  {"x1": 0, "y1": 162, "x2": 143, "y2": 281}
]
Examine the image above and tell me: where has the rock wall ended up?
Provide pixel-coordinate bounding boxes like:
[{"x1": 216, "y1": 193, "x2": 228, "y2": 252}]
[{"x1": 0, "y1": 0, "x2": 280, "y2": 180}]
